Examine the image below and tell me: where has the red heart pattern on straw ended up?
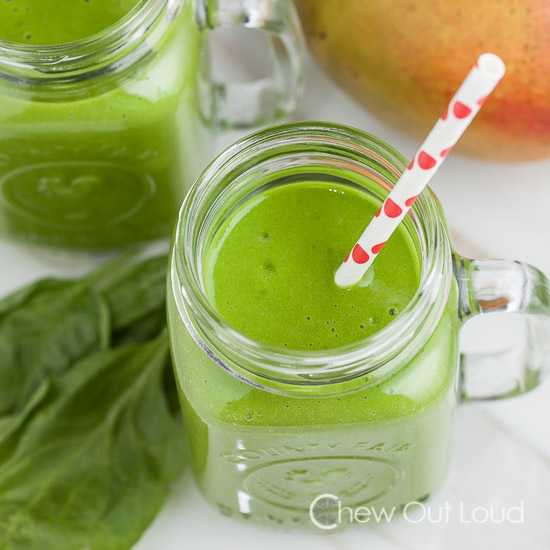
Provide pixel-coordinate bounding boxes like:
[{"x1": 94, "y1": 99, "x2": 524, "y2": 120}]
[
  {"x1": 384, "y1": 198, "x2": 402, "y2": 218},
  {"x1": 334, "y1": 53, "x2": 506, "y2": 288},
  {"x1": 453, "y1": 101, "x2": 472, "y2": 118},
  {"x1": 371, "y1": 242, "x2": 386, "y2": 254},
  {"x1": 418, "y1": 151, "x2": 437, "y2": 169},
  {"x1": 352, "y1": 244, "x2": 369, "y2": 264}
]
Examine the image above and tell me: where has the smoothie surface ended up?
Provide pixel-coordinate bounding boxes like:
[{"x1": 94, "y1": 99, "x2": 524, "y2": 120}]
[
  {"x1": 204, "y1": 182, "x2": 421, "y2": 350},
  {"x1": 0, "y1": 0, "x2": 141, "y2": 44}
]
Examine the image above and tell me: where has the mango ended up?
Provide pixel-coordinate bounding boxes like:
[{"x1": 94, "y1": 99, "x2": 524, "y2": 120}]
[{"x1": 295, "y1": 0, "x2": 550, "y2": 161}]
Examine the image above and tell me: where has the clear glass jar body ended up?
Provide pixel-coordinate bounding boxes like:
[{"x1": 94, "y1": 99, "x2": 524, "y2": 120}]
[
  {"x1": 168, "y1": 122, "x2": 550, "y2": 528},
  {"x1": 167, "y1": 292, "x2": 459, "y2": 527}
]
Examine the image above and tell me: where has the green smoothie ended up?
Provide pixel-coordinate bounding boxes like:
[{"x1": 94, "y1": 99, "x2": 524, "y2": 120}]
[
  {"x1": 204, "y1": 182, "x2": 420, "y2": 350},
  {"x1": 168, "y1": 178, "x2": 460, "y2": 528},
  {"x1": 0, "y1": 0, "x2": 207, "y2": 248},
  {"x1": 0, "y1": 0, "x2": 140, "y2": 44}
]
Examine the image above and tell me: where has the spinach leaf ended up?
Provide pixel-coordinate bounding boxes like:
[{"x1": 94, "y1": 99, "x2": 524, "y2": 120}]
[
  {"x1": 100, "y1": 256, "x2": 168, "y2": 335},
  {"x1": 111, "y1": 306, "x2": 168, "y2": 347},
  {"x1": 0, "y1": 280, "x2": 110, "y2": 417},
  {"x1": 0, "y1": 280, "x2": 61, "y2": 319},
  {"x1": 0, "y1": 333, "x2": 185, "y2": 550},
  {"x1": 0, "y1": 254, "x2": 185, "y2": 550},
  {"x1": 0, "y1": 381, "x2": 49, "y2": 460}
]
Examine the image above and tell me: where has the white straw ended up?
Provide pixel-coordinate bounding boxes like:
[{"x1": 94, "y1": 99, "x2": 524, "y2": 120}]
[{"x1": 334, "y1": 53, "x2": 506, "y2": 288}]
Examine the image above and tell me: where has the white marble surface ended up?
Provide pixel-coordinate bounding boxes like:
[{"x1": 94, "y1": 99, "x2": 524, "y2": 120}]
[{"x1": 2, "y1": 46, "x2": 549, "y2": 550}]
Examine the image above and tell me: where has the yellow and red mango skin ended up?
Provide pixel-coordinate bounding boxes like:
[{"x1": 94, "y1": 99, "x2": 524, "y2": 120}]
[{"x1": 295, "y1": 0, "x2": 550, "y2": 161}]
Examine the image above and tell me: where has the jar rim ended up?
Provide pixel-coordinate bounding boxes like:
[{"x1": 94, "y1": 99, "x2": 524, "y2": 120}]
[
  {"x1": 171, "y1": 121, "x2": 452, "y2": 395},
  {"x1": 0, "y1": 0, "x2": 180, "y2": 85}
]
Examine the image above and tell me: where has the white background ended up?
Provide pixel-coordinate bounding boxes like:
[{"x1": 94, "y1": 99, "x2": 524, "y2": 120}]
[{"x1": 2, "y1": 28, "x2": 549, "y2": 550}]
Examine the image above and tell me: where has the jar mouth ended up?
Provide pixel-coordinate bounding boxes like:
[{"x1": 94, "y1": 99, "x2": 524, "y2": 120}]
[
  {"x1": 172, "y1": 122, "x2": 452, "y2": 395},
  {"x1": 0, "y1": 0, "x2": 178, "y2": 85}
]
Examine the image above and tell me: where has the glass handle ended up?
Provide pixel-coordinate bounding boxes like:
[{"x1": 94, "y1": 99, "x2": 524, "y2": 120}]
[
  {"x1": 197, "y1": 0, "x2": 306, "y2": 128},
  {"x1": 454, "y1": 255, "x2": 550, "y2": 401}
]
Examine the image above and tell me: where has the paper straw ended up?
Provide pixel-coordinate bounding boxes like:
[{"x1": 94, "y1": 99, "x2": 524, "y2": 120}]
[{"x1": 334, "y1": 53, "x2": 506, "y2": 288}]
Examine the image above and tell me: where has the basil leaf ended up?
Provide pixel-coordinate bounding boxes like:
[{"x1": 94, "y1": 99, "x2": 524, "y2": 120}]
[
  {"x1": 0, "y1": 281, "x2": 109, "y2": 417},
  {"x1": 0, "y1": 333, "x2": 185, "y2": 550}
]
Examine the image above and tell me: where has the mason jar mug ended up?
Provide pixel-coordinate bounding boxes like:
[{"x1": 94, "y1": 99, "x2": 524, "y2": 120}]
[
  {"x1": 167, "y1": 122, "x2": 550, "y2": 529},
  {"x1": 0, "y1": 0, "x2": 305, "y2": 248}
]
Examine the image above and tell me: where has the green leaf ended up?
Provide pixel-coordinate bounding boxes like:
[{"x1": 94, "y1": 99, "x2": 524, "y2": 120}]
[
  {"x1": 0, "y1": 280, "x2": 59, "y2": 319},
  {"x1": 112, "y1": 306, "x2": 168, "y2": 347},
  {"x1": 0, "y1": 381, "x2": 50, "y2": 460},
  {"x1": 100, "y1": 256, "x2": 168, "y2": 334},
  {"x1": 0, "y1": 333, "x2": 185, "y2": 550},
  {"x1": 0, "y1": 280, "x2": 110, "y2": 417},
  {"x1": 0, "y1": 254, "x2": 183, "y2": 550}
]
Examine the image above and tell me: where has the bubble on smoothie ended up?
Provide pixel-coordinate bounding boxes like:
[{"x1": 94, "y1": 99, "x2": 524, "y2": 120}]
[
  {"x1": 388, "y1": 307, "x2": 398, "y2": 316},
  {"x1": 259, "y1": 231, "x2": 271, "y2": 241},
  {"x1": 245, "y1": 411, "x2": 254, "y2": 421}
]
